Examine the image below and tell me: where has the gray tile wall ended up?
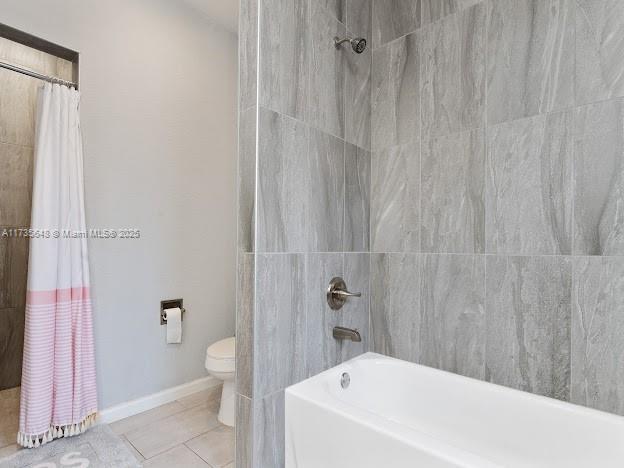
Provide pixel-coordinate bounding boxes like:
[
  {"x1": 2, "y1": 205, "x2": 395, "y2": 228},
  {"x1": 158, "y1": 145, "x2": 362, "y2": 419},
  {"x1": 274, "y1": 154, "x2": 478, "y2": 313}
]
[
  {"x1": 0, "y1": 39, "x2": 74, "y2": 390},
  {"x1": 370, "y1": 0, "x2": 624, "y2": 418},
  {"x1": 236, "y1": 0, "x2": 371, "y2": 465}
]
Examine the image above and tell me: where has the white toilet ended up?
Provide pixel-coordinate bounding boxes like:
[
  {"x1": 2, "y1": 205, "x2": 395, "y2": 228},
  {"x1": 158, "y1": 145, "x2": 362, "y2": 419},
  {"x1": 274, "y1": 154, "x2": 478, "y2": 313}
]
[{"x1": 205, "y1": 337, "x2": 236, "y2": 426}]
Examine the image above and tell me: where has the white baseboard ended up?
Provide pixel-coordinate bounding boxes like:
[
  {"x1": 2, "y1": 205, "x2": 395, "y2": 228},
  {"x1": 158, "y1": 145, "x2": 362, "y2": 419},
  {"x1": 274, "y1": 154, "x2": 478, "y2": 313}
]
[{"x1": 98, "y1": 376, "x2": 220, "y2": 424}]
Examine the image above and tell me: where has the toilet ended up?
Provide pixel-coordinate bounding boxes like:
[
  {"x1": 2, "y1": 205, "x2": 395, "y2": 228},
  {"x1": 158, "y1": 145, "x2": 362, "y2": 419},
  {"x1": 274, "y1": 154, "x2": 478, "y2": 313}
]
[{"x1": 205, "y1": 337, "x2": 236, "y2": 426}]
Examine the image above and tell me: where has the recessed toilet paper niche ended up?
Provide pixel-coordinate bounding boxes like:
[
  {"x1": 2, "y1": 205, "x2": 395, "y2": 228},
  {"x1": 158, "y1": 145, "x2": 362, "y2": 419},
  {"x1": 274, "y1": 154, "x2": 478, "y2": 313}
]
[{"x1": 160, "y1": 298, "x2": 185, "y2": 325}]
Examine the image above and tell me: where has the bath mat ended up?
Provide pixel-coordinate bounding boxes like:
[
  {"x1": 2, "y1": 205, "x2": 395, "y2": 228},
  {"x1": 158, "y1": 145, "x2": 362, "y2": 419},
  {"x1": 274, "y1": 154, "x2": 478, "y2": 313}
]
[{"x1": 0, "y1": 424, "x2": 141, "y2": 468}]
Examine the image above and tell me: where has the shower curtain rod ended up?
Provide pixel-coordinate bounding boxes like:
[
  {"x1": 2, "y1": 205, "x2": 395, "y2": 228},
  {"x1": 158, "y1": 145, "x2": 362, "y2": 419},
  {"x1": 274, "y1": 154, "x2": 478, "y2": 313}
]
[{"x1": 0, "y1": 60, "x2": 77, "y2": 88}]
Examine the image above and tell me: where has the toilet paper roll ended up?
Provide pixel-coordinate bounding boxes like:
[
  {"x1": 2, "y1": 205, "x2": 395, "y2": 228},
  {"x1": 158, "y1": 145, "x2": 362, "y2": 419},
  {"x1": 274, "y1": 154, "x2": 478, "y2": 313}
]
[{"x1": 165, "y1": 307, "x2": 182, "y2": 344}]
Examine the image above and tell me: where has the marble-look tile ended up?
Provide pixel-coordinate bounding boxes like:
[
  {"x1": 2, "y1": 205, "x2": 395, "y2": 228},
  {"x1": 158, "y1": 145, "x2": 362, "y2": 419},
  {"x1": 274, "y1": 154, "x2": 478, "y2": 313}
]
[
  {"x1": 306, "y1": 253, "x2": 370, "y2": 377},
  {"x1": 571, "y1": 257, "x2": 624, "y2": 415},
  {"x1": 345, "y1": 38, "x2": 371, "y2": 149},
  {"x1": 371, "y1": 253, "x2": 421, "y2": 362},
  {"x1": 371, "y1": 142, "x2": 420, "y2": 252},
  {"x1": 305, "y1": 253, "x2": 344, "y2": 377},
  {"x1": 320, "y1": 0, "x2": 346, "y2": 23},
  {"x1": 487, "y1": 111, "x2": 573, "y2": 255},
  {"x1": 256, "y1": 109, "x2": 308, "y2": 252},
  {"x1": 421, "y1": 3, "x2": 485, "y2": 138},
  {"x1": 307, "y1": 128, "x2": 345, "y2": 251},
  {"x1": 421, "y1": 0, "x2": 483, "y2": 24},
  {"x1": 346, "y1": 0, "x2": 372, "y2": 39},
  {"x1": 0, "y1": 308, "x2": 24, "y2": 390},
  {"x1": 0, "y1": 69, "x2": 38, "y2": 147},
  {"x1": 307, "y1": 2, "x2": 346, "y2": 138},
  {"x1": 421, "y1": 130, "x2": 485, "y2": 253},
  {"x1": 235, "y1": 395, "x2": 252, "y2": 468},
  {"x1": 576, "y1": 0, "x2": 624, "y2": 105},
  {"x1": 259, "y1": 0, "x2": 308, "y2": 120},
  {"x1": 236, "y1": 254, "x2": 254, "y2": 398},
  {"x1": 254, "y1": 254, "x2": 306, "y2": 398},
  {"x1": 420, "y1": 254, "x2": 485, "y2": 379},
  {"x1": 487, "y1": 0, "x2": 574, "y2": 125},
  {"x1": 486, "y1": 256, "x2": 571, "y2": 400},
  {"x1": 239, "y1": 0, "x2": 257, "y2": 111},
  {"x1": 0, "y1": 235, "x2": 28, "y2": 309},
  {"x1": 371, "y1": 33, "x2": 420, "y2": 151},
  {"x1": 253, "y1": 391, "x2": 285, "y2": 468},
  {"x1": 124, "y1": 407, "x2": 219, "y2": 459},
  {"x1": 238, "y1": 108, "x2": 256, "y2": 253},
  {"x1": 187, "y1": 425, "x2": 234, "y2": 467},
  {"x1": 142, "y1": 445, "x2": 208, "y2": 468},
  {"x1": 344, "y1": 144, "x2": 370, "y2": 251},
  {"x1": 120, "y1": 436, "x2": 144, "y2": 462},
  {"x1": 0, "y1": 143, "x2": 33, "y2": 228},
  {"x1": 0, "y1": 386, "x2": 19, "y2": 447},
  {"x1": 372, "y1": 0, "x2": 420, "y2": 48},
  {"x1": 257, "y1": 109, "x2": 345, "y2": 252},
  {"x1": 110, "y1": 401, "x2": 185, "y2": 435},
  {"x1": 574, "y1": 99, "x2": 624, "y2": 255}
]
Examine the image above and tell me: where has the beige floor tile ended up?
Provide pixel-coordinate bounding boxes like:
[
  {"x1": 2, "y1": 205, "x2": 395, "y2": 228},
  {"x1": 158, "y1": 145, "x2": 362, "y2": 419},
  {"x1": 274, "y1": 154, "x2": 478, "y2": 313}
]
[
  {"x1": 142, "y1": 445, "x2": 209, "y2": 468},
  {"x1": 125, "y1": 406, "x2": 219, "y2": 459},
  {"x1": 177, "y1": 385, "x2": 222, "y2": 412},
  {"x1": 186, "y1": 425, "x2": 234, "y2": 467},
  {"x1": 110, "y1": 400, "x2": 185, "y2": 435},
  {"x1": 120, "y1": 435, "x2": 144, "y2": 462}
]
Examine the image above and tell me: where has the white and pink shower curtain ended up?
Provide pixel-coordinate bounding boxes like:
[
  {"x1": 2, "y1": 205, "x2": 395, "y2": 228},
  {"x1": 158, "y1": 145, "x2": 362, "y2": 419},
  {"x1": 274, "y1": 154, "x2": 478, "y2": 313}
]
[{"x1": 18, "y1": 83, "x2": 98, "y2": 448}]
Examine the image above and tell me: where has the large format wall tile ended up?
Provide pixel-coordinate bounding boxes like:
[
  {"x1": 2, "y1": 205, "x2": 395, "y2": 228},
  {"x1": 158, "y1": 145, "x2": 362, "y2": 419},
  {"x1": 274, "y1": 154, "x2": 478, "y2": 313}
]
[
  {"x1": 371, "y1": 33, "x2": 419, "y2": 151},
  {"x1": 306, "y1": 253, "x2": 370, "y2": 376},
  {"x1": 576, "y1": 0, "x2": 624, "y2": 105},
  {"x1": 344, "y1": 144, "x2": 370, "y2": 252},
  {"x1": 320, "y1": 0, "x2": 346, "y2": 23},
  {"x1": 571, "y1": 257, "x2": 624, "y2": 415},
  {"x1": 254, "y1": 254, "x2": 306, "y2": 398},
  {"x1": 372, "y1": 0, "x2": 420, "y2": 48},
  {"x1": 236, "y1": 254, "x2": 254, "y2": 398},
  {"x1": 238, "y1": 108, "x2": 256, "y2": 253},
  {"x1": 421, "y1": 130, "x2": 485, "y2": 254},
  {"x1": 0, "y1": 70, "x2": 38, "y2": 147},
  {"x1": 371, "y1": 142, "x2": 420, "y2": 252},
  {"x1": 0, "y1": 307, "x2": 24, "y2": 390},
  {"x1": 259, "y1": 0, "x2": 309, "y2": 120},
  {"x1": 0, "y1": 143, "x2": 33, "y2": 228},
  {"x1": 421, "y1": 3, "x2": 485, "y2": 138},
  {"x1": 307, "y1": 127, "x2": 345, "y2": 251},
  {"x1": 235, "y1": 395, "x2": 252, "y2": 468},
  {"x1": 486, "y1": 111, "x2": 573, "y2": 255},
  {"x1": 307, "y1": 2, "x2": 346, "y2": 138},
  {"x1": 253, "y1": 391, "x2": 285, "y2": 468},
  {"x1": 239, "y1": 0, "x2": 257, "y2": 112},
  {"x1": 346, "y1": 0, "x2": 372, "y2": 39},
  {"x1": 574, "y1": 99, "x2": 624, "y2": 255},
  {"x1": 371, "y1": 253, "x2": 421, "y2": 362},
  {"x1": 487, "y1": 0, "x2": 574, "y2": 125},
  {"x1": 345, "y1": 40, "x2": 371, "y2": 149},
  {"x1": 257, "y1": 108, "x2": 308, "y2": 252},
  {"x1": 421, "y1": 0, "x2": 483, "y2": 24},
  {"x1": 420, "y1": 254, "x2": 485, "y2": 379},
  {"x1": 0, "y1": 235, "x2": 28, "y2": 310},
  {"x1": 486, "y1": 256, "x2": 571, "y2": 400}
]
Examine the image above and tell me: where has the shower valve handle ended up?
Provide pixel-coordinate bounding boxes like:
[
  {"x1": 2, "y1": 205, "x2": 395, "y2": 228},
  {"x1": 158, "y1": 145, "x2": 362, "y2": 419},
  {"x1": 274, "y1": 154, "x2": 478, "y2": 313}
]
[{"x1": 327, "y1": 277, "x2": 361, "y2": 310}]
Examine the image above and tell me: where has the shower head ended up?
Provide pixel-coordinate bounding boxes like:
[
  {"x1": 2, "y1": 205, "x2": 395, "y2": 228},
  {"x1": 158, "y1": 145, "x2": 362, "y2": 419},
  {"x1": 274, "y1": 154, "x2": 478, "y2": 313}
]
[{"x1": 334, "y1": 36, "x2": 367, "y2": 54}]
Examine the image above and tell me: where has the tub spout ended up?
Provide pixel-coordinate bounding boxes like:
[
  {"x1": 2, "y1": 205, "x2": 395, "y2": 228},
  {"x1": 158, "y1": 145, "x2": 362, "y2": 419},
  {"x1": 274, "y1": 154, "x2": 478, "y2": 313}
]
[{"x1": 333, "y1": 326, "x2": 362, "y2": 342}]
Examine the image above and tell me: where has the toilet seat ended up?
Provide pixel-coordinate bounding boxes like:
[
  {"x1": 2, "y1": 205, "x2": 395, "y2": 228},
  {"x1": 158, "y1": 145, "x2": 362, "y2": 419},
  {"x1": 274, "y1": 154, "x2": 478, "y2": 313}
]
[{"x1": 205, "y1": 337, "x2": 235, "y2": 373}]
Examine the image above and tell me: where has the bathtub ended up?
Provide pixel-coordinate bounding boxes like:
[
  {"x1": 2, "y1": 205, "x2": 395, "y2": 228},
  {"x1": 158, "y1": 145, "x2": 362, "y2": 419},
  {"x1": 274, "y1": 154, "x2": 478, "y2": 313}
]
[{"x1": 285, "y1": 353, "x2": 624, "y2": 467}]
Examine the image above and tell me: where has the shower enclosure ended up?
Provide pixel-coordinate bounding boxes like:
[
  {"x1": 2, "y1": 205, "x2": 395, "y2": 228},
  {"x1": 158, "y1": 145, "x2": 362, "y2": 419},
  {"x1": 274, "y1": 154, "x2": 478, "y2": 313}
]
[
  {"x1": 237, "y1": 0, "x2": 624, "y2": 466},
  {"x1": 0, "y1": 24, "x2": 77, "y2": 450}
]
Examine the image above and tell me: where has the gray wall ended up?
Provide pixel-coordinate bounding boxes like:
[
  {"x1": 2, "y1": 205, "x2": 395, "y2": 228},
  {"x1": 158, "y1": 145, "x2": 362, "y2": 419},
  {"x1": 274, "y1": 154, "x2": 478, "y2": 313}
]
[
  {"x1": 371, "y1": 0, "x2": 624, "y2": 417},
  {"x1": 0, "y1": 0, "x2": 238, "y2": 409},
  {"x1": 236, "y1": 0, "x2": 372, "y2": 466}
]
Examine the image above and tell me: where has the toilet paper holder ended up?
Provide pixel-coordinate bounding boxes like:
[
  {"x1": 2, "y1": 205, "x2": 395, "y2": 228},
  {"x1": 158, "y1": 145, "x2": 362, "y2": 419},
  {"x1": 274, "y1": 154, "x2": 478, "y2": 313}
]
[{"x1": 160, "y1": 299, "x2": 186, "y2": 325}]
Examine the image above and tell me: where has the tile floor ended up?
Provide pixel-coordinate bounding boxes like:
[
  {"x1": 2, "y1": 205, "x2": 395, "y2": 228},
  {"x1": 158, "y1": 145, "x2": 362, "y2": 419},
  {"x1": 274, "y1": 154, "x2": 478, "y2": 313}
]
[{"x1": 0, "y1": 384, "x2": 234, "y2": 467}]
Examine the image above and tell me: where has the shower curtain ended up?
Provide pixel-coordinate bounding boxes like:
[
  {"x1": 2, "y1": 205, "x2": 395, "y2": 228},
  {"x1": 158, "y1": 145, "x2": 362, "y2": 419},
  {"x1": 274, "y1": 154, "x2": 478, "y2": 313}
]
[{"x1": 18, "y1": 83, "x2": 98, "y2": 448}]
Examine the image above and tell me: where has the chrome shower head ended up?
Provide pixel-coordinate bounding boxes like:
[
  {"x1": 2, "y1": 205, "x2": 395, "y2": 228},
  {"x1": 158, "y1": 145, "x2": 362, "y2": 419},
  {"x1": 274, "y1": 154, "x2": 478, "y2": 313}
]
[{"x1": 334, "y1": 36, "x2": 367, "y2": 54}]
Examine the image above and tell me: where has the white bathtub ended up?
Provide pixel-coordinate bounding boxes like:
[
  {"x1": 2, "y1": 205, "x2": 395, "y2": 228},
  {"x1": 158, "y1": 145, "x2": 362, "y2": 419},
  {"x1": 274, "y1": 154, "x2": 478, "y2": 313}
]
[{"x1": 285, "y1": 353, "x2": 624, "y2": 467}]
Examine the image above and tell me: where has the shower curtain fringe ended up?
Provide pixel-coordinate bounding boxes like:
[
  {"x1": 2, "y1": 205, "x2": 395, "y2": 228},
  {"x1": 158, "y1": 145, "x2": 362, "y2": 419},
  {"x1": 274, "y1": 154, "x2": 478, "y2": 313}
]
[{"x1": 16, "y1": 412, "x2": 97, "y2": 448}]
